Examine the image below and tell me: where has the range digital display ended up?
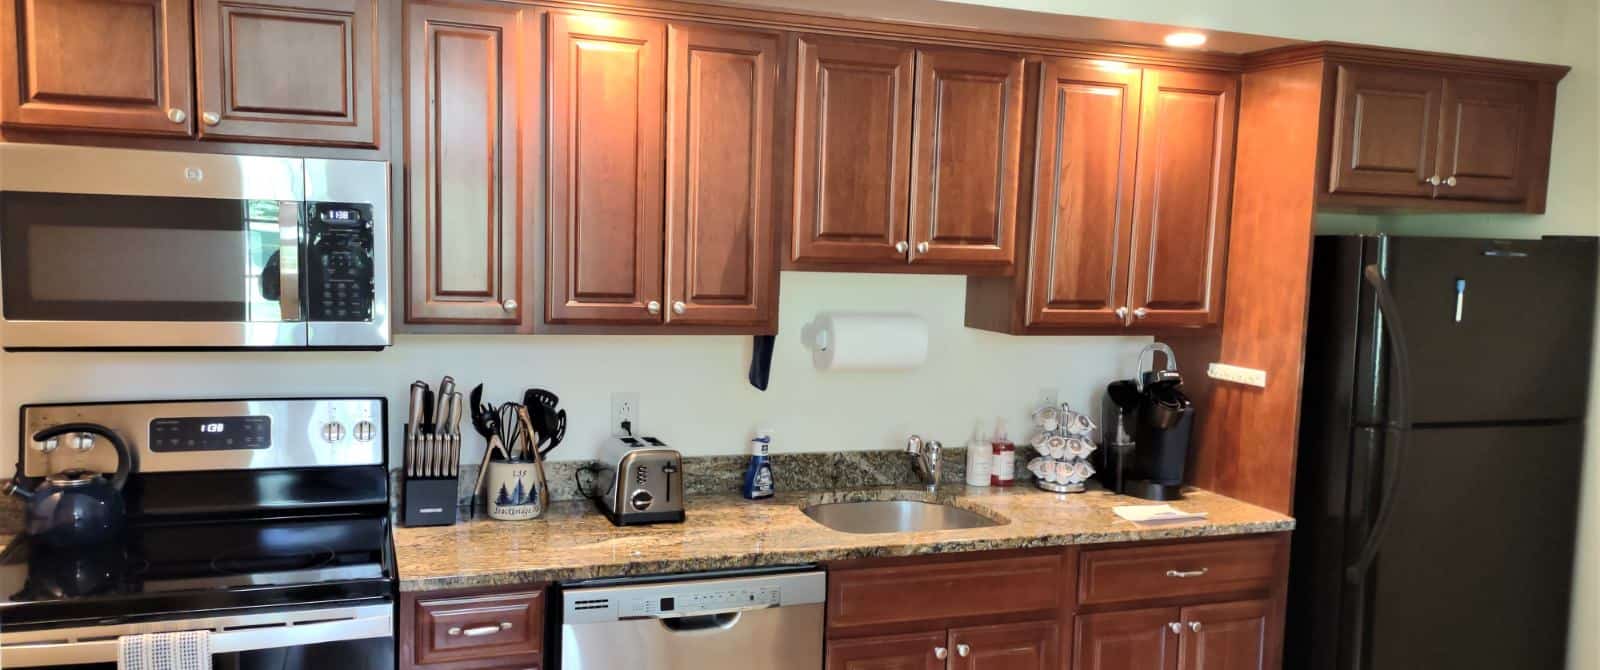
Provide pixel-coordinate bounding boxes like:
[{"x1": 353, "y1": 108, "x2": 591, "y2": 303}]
[{"x1": 150, "y1": 416, "x2": 271, "y2": 451}]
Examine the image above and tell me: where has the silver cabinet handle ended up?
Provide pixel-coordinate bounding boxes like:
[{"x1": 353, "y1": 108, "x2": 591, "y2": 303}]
[
  {"x1": 916, "y1": 241, "x2": 930, "y2": 253},
  {"x1": 1166, "y1": 568, "x2": 1209, "y2": 578},
  {"x1": 934, "y1": 646, "x2": 948, "y2": 660},
  {"x1": 1189, "y1": 621, "x2": 1203, "y2": 633},
  {"x1": 672, "y1": 301, "x2": 686, "y2": 315},
  {"x1": 167, "y1": 108, "x2": 187, "y2": 124},
  {"x1": 957, "y1": 643, "x2": 970, "y2": 657},
  {"x1": 449, "y1": 622, "x2": 511, "y2": 637},
  {"x1": 1168, "y1": 622, "x2": 1183, "y2": 634},
  {"x1": 502, "y1": 299, "x2": 518, "y2": 312},
  {"x1": 1444, "y1": 176, "x2": 1458, "y2": 187},
  {"x1": 895, "y1": 241, "x2": 909, "y2": 254},
  {"x1": 1425, "y1": 175, "x2": 1442, "y2": 186},
  {"x1": 1133, "y1": 307, "x2": 1149, "y2": 319},
  {"x1": 202, "y1": 112, "x2": 221, "y2": 126},
  {"x1": 647, "y1": 301, "x2": 662, "y2": 315}
]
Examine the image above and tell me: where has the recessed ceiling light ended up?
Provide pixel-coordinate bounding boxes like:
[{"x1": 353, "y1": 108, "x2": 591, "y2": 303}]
[{"x1": 1164, "y1": 31, "x2": 1208, "y2": 48}]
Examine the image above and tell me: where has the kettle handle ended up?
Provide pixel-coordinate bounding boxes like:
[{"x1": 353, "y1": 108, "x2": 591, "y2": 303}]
[{"x1": 31, "y1": 423, "x2": 132, "y2": 492}]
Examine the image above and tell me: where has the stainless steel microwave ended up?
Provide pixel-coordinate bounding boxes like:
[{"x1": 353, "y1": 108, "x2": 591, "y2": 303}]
[{"x1": 0, "y1": 144, "x2": 390, "y2": 350}]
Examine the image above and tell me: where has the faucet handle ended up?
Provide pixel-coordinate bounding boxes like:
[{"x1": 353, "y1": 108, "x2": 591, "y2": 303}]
[{"x1": 906, "y1": 434, "x2": 924, "y2": 453}]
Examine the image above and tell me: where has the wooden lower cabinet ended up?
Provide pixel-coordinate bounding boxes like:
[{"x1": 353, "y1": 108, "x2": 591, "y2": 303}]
[
  {"x1": 400, "y1": 584, "x2": 547, "y2": 670},
  {"x1": 826, "y1": 630, "x2": 948, "y2": 670},
  {"x1": 826, "y1": 621, "x2": 1056, "y2": 670},
  {"x1": 1075, "y1": 608, "x2": 1180, "y2": 670},
  {"x1": 1179, "y1": 600, "x2": 1271, "y2": 670}
]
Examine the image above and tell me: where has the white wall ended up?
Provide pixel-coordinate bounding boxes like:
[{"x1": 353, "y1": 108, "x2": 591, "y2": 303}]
[{"x1": 0, "y1": 273, "x2": 1150, "y2": 473}]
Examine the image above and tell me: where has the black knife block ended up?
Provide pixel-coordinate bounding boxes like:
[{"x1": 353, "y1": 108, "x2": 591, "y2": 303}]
[{"x1": 403, "y1": 478, "x2": 458, "y2": 527}]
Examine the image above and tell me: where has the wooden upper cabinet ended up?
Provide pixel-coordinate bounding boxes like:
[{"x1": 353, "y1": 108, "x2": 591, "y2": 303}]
[
  {"x1": 1126, "y1": 68, "x2": 1236, "y2": 330},
  {"x1": 1322, "y1": 56, "x2": 1560, "y2": 212},
  {"x1": 949, "y1": 621, "x2": 1059, "y2": 670},
  {"x1": 1328, "y1": 64, "x2": 1443, "y2": 198},
  {"x1": 1435, "y1": 75, "x2": 1539, "y2": 202},
  {"x1": 195, "y1": 0, "x2": 380, "y2": 147},
  {"x1": 0, "y1": 0, "x2": 193, "y2": 135},
  {"x1": 1024, "y1": 57, "x2": 1142, "y2": 329},
  {"x1": 403, "y1": 0, "x2": 535, "y2": 327},
  {"x1": 1076, "y1": 608, "x2": 1180, "y2": 670},
  {"x1": 546, "y1": 12, "x2": 667, "y2": 325},
  {"x1": 791, "y1": 35, "x2": 914, "y2": 266},
  {"x1": 664, "y1": 24, "x2": 780, "y2": 327},
  {"x1": 908, "y1": 48, "x2": 1024, "y2": 268},
  {"x1": 825, "y1": 631, "x2": 946, "y2": 670},
  {"x1": 1178, "y1": 600, "x2": 1270, "y2": 670}
]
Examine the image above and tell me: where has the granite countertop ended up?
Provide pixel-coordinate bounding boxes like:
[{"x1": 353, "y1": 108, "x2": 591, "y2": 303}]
[{"x1": 392, "y1": 485, "x2": 1294, "y2": 592}]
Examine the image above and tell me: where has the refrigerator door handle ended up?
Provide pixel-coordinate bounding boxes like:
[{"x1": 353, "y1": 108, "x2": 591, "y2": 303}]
[{"x1": 1345, "y1": 265, "x2": 1415, "y2": 585}]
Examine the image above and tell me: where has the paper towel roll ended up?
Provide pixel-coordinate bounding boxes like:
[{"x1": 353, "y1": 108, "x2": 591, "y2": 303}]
[{"x1": 806, "y1": 312, "x2": 928, "y2": 371}]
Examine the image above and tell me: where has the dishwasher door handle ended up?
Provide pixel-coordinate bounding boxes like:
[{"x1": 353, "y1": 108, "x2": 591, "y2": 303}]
[{"x1": 659, "y1": 612, "x2": 742, "y2": 633}]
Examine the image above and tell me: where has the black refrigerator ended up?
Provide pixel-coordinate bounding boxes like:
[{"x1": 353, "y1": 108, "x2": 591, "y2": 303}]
[{"x1": 1286, "y1": 235, "x2": 1596, "y2": 670}]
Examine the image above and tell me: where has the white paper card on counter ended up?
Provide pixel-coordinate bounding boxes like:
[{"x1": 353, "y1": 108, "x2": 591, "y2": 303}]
[{"x1": 1113, "y1": 504, "x2": 1209, "y2": 525}]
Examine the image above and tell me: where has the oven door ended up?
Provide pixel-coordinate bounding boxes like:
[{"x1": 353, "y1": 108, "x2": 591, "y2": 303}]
[
  {"x1": 0, "y1": 603, "x2": 393, "y2": 668},
  {"x1": 0, "y1": 144, "x2": 308, "y2": 349}
]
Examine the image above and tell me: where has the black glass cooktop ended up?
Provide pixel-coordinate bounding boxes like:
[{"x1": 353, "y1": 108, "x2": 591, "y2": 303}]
[{"x1": 0, "y1": 515, "x2": 393, "y2": 629}]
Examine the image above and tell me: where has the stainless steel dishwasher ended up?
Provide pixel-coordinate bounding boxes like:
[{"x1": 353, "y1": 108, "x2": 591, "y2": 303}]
[{"x1": 559, "y1": 567, "x2": 826, "y2": 670}]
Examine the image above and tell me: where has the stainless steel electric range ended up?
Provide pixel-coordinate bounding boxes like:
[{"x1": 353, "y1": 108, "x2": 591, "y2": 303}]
[{"x1": 0, "y1": 397, "x2": 395, "y2": 669}]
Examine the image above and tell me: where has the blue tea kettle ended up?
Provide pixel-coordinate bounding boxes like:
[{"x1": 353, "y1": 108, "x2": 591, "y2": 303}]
[{"x1": 3, "y1": 423, "x2": 132, "y2": 548}]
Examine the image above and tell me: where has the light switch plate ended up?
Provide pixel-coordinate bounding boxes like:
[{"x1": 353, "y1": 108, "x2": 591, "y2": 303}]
[{"x1": 1207, "y1": 362, "x2": 1268, "y2": 388}]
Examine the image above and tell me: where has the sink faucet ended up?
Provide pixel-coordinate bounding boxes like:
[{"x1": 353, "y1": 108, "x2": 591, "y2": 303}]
[{"x1": 906, "y1": 435, "x2": 942, "y2": 491}]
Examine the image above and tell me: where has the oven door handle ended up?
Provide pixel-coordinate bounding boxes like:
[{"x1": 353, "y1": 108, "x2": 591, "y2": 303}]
[
  {"x1": 278, "y1": 200, "x2": 303, "y2": 322},
  {"x1": 0, "y1": 611, "x2": 391, "y2": 667}
]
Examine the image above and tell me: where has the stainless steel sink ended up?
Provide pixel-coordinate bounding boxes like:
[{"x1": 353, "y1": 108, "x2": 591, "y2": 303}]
[{"x1": 801, "y1": 500, "x2": 1002, "y2": 534}]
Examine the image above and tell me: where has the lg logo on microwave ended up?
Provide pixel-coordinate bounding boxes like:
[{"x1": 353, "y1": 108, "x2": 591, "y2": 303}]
[{"x1": 184, "y1": 167, "x2": 204, "y2": 183}]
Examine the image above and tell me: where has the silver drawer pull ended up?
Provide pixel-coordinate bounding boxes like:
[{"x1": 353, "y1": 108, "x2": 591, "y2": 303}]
[
  {"x1": 449, "y1": 622, "x2": 512, "y2": 637},
  {"x1": 1165, "y1": 568, "x2": 1209, "y2": 579}
]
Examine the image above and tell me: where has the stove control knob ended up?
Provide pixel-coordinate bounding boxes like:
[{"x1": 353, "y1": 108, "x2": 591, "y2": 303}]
[
  {"x1": 352, "y1": 420, "x2": 376, "y2": 442},
  {"x1": 71, "y1": 433, "x2": 96, "y2": 452},
  {"x1": 321, "y1": 421, "x2": 346, "y2": 443},
  {"x1": 34, "y1": 438, "x2": 58, "y2": 453}
]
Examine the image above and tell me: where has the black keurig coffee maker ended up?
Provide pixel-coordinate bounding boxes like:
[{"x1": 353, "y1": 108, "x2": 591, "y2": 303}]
[{"x1": 1097, "y1": 343, "x2": 1194, "y2": 500}]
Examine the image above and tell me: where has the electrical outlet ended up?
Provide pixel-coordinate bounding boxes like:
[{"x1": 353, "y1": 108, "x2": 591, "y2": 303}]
[
  {"x1": 612, "y1": 392, "x2": 640, "y2": 436},
  {"x1": 1037, "y1": 388, "x2": 1059, "y2": 410}
]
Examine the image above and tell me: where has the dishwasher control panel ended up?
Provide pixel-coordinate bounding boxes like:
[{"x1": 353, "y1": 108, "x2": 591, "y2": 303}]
[{"x1": 561, "y1": 569, "x2": 825, "y2": 625}]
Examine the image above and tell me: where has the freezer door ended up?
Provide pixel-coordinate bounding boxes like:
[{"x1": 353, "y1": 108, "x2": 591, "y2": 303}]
[
  {"x1": 1383, "y1": 236, "x2": 1596, "y2": 424},
  {"x1": 1365, "y1": 423, "x2": 1581, "y2": 670}
]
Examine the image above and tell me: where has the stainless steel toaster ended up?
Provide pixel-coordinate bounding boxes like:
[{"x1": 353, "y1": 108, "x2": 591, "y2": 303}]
[{"x1": 592, "y1": 436, "x2": 685, "y2": 525}]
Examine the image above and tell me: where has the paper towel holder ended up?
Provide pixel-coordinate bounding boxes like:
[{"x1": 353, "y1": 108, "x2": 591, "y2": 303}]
[{"x1": 800, "y1": 311, "x2": 927, "y2": 366}]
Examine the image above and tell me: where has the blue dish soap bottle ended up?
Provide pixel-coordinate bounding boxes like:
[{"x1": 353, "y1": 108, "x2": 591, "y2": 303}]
[{"x1": 742, "y1": 429, "x2": 775, "y2": 500}]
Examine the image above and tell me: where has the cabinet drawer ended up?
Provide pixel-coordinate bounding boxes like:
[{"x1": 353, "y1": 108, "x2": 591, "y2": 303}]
[
  {"x1": 828, "y1": 553, "x2": 1063, "y2": 631},
  {"x1": 413, "y1": 589, "x2": 544, "y2": 666},
  {"x1": 1078, "y1": 537, "x2": 1283, "y2": 606}
]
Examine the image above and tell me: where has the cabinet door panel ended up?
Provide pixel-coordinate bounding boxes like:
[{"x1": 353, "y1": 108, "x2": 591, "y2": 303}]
[
  {"x1": 547, "y1": 12, "x2": 666, "y2": 324},
  {"x1": 1, "y1": 0, "x2": 193, "y2": 135},
  {"x1": 1026, "y1": 57, "x2": 1141, "y2": 328},
  {"x1": 196, "y1": 0, "x2": 379, "y2": 146},
  {"x1": 1179, "y1": 600, "x2": 1269, "y2": 670},
  {"x1": 825, "y1": 631, "x2": 946, "y2": 670},
  {"x1": 1075, "y1": 608, "x2": 1180, "y2": 670},
  {"x1": 1436, "y1": 76, "x2": 1537, "y2": 202},
  {"x1": 1328, "y1": 64, "x2": 1443, "y2": 197},
  {"x1": 1127, "y1": 68, "x2": 1236, "y2": 329},
  {"x1": 404, "y1": 0, "x2": 533, "y2": 325},
  {"x1": 665, "y1": 24, "x2": 779, "y2": 327},
  {"x1": 908, "y1": 48, "x2": 1024, "y2": 267},
  {"x1": 949, "y1": 620, "x2": 1059, "y2": 670},
  {"x1": 791, "y1": 36, "x2": 914, "y2": 265}
]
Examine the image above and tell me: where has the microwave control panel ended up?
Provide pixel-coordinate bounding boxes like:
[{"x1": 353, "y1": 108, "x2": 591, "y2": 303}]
[{"x1": 306, "y1": 202, "x2": 375, "y2": 322}]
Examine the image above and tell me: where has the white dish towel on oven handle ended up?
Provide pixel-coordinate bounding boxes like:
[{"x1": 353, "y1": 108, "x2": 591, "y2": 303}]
[{"x1": 118, "y1": 630, "x2": 211, "y2": 670}]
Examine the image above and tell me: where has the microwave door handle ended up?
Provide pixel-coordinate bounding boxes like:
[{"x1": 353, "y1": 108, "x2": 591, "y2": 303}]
[{"x1": 277, "y1": 201, "x2": 302, "y2": 321}]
